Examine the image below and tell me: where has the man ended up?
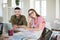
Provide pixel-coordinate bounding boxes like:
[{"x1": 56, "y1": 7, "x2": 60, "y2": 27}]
[{"x1": 10, "y1": 7, "x2": 27, "y2": 31}]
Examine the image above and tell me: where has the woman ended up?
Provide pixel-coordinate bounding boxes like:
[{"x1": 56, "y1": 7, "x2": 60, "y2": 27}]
[
  {"x1": 24, "y1": 9, "x2": 45, "y2": 39},
  {"x1": 26, "y1": 9, "x2": 45, "y2": 31}
]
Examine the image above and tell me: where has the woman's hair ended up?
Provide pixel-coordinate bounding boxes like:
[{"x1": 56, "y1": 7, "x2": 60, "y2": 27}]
[{"x1": 28, "y1": 9, "x2": 40, "y2": 17}]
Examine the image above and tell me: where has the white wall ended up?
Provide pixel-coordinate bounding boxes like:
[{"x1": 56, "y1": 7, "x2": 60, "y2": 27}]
[
  {"x1": 46, "y1": 0, "x2": 56, "y2": 22},
  {"x1": 22, "y1": 0, "x2": 30, "y2": 21},
  {"x1": 46, "y1": 0, "x2": 60, "y2": 29}
]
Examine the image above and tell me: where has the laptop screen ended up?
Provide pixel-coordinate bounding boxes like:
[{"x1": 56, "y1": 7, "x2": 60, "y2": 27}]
[{"x1": 0, "y1": 23, "x2": 3, "y2": 34}]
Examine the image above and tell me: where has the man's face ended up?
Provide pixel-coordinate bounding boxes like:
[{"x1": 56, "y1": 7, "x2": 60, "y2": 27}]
[{"x1": 14, "y1": 9, "x2": 21, "y2": 16}]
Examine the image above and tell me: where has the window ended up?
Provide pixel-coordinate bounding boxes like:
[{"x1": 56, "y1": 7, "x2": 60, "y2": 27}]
[
  {"x1": 3, "y1": 0, "x2": 7, "y2": 3},
  {"x1": 12, "y1": 0, "x2": 23, "y2": 8},
  {"x1": 35, "y1": 1, "x2": 40, "y2": 15},
  {"x1": 19, "y1": 2, "x2": 23, "y2": 9},
  {"x1": 41, "y1": 0, "x2": 46, "y2": 17},
  {"x1": 30, "y1": 0, "x2": 34, "y2": 8},
  {"x1": 0, "y1": 6, "x2": 2, "y2": 16},
  {"x1": 30, "y1": 0, "x2": 46, "y2": 17},
  {"x1": 56, "y1": 0, "x2": 59, "y2": 19},
  {"x1": 12, "y1": 0, "x2": 16, "y2": 7},
  {"x1": 2, "y1": 0, "x2": 7, "y2": 16}
]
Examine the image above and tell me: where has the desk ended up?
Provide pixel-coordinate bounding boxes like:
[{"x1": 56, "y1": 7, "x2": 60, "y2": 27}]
[
  {"x1": 0, "y1": 32, "x2": 24, "y2": 40},
  {"x1": 0, "y1": 34, "x2": 9, "y2": 40},
  {"x1": 1, "y1": 32, "x2": 37, "y2": 40},
  {"x1": 1, "y1": 28, "x2": 42, "y2": 40}
]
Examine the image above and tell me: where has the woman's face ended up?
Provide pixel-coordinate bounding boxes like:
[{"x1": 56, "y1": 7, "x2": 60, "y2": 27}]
[{"x1": 29, "y1": 11, "x2": 36, "y2": 18}]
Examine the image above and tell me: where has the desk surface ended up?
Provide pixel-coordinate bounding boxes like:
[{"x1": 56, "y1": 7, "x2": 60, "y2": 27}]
[
  {"x1": 0, "y1": 32, "x2": 24, "y2": 40},
  {"x1": 1, "y1": 28, "x2": 42, "y2": 40}
]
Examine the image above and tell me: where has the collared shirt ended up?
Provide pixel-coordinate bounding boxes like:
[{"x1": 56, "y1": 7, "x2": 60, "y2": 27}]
[
  {"x1": 31, "y1": 16, "x2": 45, "y2": 30},
  {"x1": 10, "y1": 15, "x2": 27, "y2": 26}
]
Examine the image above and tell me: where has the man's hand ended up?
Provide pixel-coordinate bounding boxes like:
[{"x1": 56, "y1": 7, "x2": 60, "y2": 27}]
[
  {"x1": 18, "y1": 25, "x2": 27, "y2": 28},
  {"x1": 13, "y1": 25, "x2": 20, "y2": 33},
  {"x1": 13, "y1": 25, "x2": 18, "y2": 30}
]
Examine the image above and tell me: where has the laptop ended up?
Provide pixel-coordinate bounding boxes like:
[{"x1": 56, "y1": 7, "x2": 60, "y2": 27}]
[{"x1": 0, "y1": 23, "x2": 3, "y2": 35}]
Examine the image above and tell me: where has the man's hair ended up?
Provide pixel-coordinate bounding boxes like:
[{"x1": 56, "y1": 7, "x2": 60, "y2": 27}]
[{"x1": 14, "y1": 7, "x2": 21, "y2": 10}]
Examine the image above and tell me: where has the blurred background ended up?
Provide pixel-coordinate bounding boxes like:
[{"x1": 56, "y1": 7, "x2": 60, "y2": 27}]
[{"x1": 0, "y1": 0, "x2": 60, "y2": 30}]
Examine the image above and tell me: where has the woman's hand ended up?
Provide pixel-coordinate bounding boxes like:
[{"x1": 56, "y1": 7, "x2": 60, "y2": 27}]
[{"x1": 28, "y1": 16, "x2": 32, "y2": 23}]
